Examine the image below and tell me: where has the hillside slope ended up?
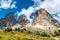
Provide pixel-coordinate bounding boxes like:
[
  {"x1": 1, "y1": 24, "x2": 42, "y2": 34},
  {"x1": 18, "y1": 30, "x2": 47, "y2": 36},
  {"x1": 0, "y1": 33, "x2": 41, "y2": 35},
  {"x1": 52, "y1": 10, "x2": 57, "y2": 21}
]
[{"x1": 0, "y1": 29, "x2": 57, "y2": 40}]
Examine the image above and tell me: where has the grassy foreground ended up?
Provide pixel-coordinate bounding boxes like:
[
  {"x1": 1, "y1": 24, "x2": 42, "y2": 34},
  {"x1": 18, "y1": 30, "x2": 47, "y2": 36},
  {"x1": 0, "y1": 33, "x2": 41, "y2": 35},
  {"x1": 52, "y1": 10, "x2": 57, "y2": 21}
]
[
  {"x1": 0, "y1": 28, "x2": 59, "y2": 40},
  {"x1": 0, "y1": 28, "x2": 60, "y2": 40}
]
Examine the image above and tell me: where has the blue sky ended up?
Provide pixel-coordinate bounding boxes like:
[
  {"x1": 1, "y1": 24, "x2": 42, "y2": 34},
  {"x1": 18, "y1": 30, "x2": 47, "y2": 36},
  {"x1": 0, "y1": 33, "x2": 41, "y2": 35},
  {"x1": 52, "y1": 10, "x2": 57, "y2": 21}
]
[
  {"x1": 0, "y1": 0, "x2": 34, "y2": 20},
  {"x1": 0, "y1": 0, "x2": 60, "y2": 22}
]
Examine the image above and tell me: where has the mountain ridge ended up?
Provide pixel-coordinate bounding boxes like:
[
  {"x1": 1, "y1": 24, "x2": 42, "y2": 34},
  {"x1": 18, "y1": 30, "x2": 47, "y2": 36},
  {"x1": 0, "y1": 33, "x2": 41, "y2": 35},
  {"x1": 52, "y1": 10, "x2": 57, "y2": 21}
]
[{"x1": 0, "y1": 8, "x2": 60, "y2": 29}]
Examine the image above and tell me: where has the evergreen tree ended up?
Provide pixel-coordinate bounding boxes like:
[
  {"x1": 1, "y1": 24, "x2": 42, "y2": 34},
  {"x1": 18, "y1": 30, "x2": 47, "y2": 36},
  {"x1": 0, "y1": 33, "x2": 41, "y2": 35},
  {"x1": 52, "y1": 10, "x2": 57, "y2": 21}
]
[
  {"x1": 15, "y1": 28, "x2": 17, "y2": 31},
  {"x1": 18, "y1": 28, "x2": 20, "y2": 32}
]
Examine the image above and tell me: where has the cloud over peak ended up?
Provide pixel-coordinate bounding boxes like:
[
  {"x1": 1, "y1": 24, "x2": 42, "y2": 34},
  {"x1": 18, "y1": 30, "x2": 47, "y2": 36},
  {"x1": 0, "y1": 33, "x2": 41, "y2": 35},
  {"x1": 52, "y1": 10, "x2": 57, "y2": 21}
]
[
  {"x1": 17, "y1": 7, "x2": 35, "y2": 21},
  {"x1": 17, "y1": 0, "x2": 60, "y2": 23},
  {"x1": 33, "y1": 0, "x2": 60, "y2": 23}
]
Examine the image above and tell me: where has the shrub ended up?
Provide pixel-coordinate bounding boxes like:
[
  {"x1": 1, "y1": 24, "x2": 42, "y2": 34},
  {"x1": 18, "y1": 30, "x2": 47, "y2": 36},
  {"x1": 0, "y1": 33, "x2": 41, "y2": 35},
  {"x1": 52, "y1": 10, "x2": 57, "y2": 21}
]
[
  {"x1": 58, "y1": 30, "x2": 60, "y2": 35},
  {"x1": 53, "y1": 30, "x2": 60, "y2": 37},
  {"x1": 20, "y1": 29, "x2": 23, "y2": 33},
  {"x1": 28, "y1": 31, "x2": 31, "y2": 34},
  {"x1": 23, "y1": 28, "x2": 26, "y2": 31},
  {"x1": 0, "y1": 36, "x2": 2, "y2": 38},
  {"x1": 17, "y1": 37, "x2": 20, "y2": 40},
  {"x1": 4, "y1": 29, "x2": 7, "y2": 33},
  {"x1": 35, "y1": 31, "x2": 40, "y2": 35},
  {"x1": 17, "y1": 28, "x2": 20, "y2": 32},
  {"x1": 6, "y1": 28, "x2": 12, "y2": 32},
  {"x1": 41, "y1": 32, "x2": 48, "y2": 37},
  {"x1": 15, "y1": 28, "x2": 17, "y2": 31}
]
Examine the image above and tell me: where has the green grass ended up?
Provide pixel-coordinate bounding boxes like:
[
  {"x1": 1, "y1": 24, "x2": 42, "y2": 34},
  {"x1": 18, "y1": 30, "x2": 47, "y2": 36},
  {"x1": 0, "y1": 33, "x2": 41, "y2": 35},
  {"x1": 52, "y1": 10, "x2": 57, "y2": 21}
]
[{"x1": 0, "y1": 29, "x2": 56, "y2": 40}]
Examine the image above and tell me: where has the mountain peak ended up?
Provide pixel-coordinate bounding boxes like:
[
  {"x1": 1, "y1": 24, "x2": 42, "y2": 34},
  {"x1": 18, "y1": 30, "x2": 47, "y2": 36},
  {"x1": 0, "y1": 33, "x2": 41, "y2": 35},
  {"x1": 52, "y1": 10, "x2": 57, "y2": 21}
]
[
  {"x1": 18, "y1": 14, "x2": 30, "y2": 26},
  {"x1": 32, "y1": 8, "x2": 55, "y2": 27},
  {"x1": 5, "y1": 12, "x2": 16, "y2": 26},
  {"x1": 35, "y1": 8, "x2": 52, "y2": 18}
]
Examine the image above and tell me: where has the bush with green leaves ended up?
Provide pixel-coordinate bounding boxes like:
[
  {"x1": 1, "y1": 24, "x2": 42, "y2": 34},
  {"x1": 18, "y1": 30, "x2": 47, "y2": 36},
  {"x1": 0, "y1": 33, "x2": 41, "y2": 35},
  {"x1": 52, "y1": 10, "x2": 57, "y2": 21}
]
[
  {"x1": 15, "y1": 28, "x2": 17, "y2": 31},
  {"x1": 20, "y1": 29, "x2": 23, "y2": 33},
  {"x1": 5, "y1": 28, "x2": 12, "y2": 32},
  {"x1": 58, "y1": 30, "x2": 60, "y2": 35},
  {"x1": 17, "y1": 37, "x2": 20, "y2": 40},
  {"x1": 28, "y1": 31, "x2": 31, "y2": 34},
  {"x1": 17, "y1": 28, "x2": 20, "y2": 32},
  {"x1": 23, "y1": 28, "x2": 26, "y2": 31},
  {"x1": 41, "y1": 32, "x2": 48, "y2": 37},
  {"x1": 53, "y1": 30, "x2": 60, "y2": 37}
]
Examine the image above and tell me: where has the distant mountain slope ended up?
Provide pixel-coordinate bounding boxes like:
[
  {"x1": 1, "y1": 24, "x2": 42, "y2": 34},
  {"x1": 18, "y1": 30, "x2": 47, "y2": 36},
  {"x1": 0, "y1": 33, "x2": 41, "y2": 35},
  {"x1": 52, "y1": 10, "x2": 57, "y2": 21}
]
[
  {"x1": 32, "y1": 8, "x2": 55, "y2": 27},
  {"x1": 5, "y1": 12, "x2": 16, "y2": 26},
  {"x1": 0, "y1": 12, "x2": 16, "y2": 29},
  {"x1": 0, "y1": 8, "x2": 60, "y2": 29},
  {"x1": 26, "y1": 8, "x2": 57, "y2": 30},
  {"x1": 18, "y1": 14, "x2": 30, "y2": 26}
]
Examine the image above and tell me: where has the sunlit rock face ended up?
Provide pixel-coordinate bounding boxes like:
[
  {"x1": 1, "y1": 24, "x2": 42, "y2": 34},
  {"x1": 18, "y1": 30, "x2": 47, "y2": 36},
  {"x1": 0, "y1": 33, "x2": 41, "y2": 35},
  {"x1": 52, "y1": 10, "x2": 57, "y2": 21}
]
[
  {"x1": 32, "y1": 8, "x2": 56, "y2": 29},
  {"x1": 18, "y1": 14, "x2": 30, "y2": 26}
]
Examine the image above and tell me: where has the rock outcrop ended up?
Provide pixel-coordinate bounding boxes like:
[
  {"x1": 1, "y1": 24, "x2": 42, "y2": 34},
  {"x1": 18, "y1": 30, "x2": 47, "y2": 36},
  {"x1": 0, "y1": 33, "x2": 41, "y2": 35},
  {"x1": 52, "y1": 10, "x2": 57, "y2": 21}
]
[
  {"x1": 52, "y1": 19, "x2": 60, "y2": 28},
  {"x1": 32, "y1": 8, "x2": 56, "y2": 29},
  {"x1": 0, "y1": 12, "x2": 16, "y2": 29},
  {"x1": 5, "y1": 12, "x2": 16, "y2": 26},
  {"x1": 0, "y1": 8, "x2": 59, "y2": 29},
  {"x1": 18, "y1": 14, "x2": 30, "y2": 26},
  {"x1": 0, "y1": 18, "x2": 7, "y2": 29}
]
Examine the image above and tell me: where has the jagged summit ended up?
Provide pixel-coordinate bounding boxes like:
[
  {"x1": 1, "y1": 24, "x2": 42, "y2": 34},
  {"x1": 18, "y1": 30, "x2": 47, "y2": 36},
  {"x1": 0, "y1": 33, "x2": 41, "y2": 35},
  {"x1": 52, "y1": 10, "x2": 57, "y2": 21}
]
[
  {"x1": 32, "y1": 8, "x2": 55, "y2": 27},
  {"x1": 18, "y1": 14, "x2": 30, "y2": 26},
  {"x1": 5, "y1": 12, "x2": 16, "y2": 26},
  {"x1": 34, "y1": 8, "x2": 52, "y2": 19},
  {"x1": 0, "y1": 12, "x2": 16, "y2": 29},
  {"x1": 0, "y1": 8, "x2": 59, "y2": 29}
]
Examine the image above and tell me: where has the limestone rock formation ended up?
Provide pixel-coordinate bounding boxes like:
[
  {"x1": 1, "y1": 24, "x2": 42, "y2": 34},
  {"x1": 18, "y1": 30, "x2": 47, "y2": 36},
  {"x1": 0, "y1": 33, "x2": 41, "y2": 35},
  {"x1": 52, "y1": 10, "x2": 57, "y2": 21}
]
[
  {"x1": 32, "y1": 8, "x2": 56, "y2": 28},
  {"x1": 0, "y1": 12, "x2": 16, "y2": 29},
  {"x1": 0, "y1": 18, "x2": 7, "y2": 29},
  {"x1": 5, "y1": 12, "x2": 16, "y2": 27},
  {"x1": 18, "y1": 14, "x2": 30, "y2": 26}
]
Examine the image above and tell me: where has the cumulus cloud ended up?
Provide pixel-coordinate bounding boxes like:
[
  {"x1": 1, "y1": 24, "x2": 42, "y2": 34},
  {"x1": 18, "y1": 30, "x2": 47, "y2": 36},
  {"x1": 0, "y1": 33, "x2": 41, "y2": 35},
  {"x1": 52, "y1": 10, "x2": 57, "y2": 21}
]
[
  {"x1": 0, "y1": 0, "x2": 16, "y2": 9},
  {"x1": 17, "y1": 0, "x2": 60, "y2": 23},
  {"x1": 32, "y1": 0, "x2": 43, "y2": 7},
  {"x1": 10, "y1": 1, "x2": 16, "y2": 8},
  {"x1": 34, "y1": 0, "x2": 60, "y2": 14},
  {"x1": 17, "y1": 7, "x2": 35, "y2": 21},
  {"x1": 32, "y1": 0, "x2": 60, "y2": 23}
]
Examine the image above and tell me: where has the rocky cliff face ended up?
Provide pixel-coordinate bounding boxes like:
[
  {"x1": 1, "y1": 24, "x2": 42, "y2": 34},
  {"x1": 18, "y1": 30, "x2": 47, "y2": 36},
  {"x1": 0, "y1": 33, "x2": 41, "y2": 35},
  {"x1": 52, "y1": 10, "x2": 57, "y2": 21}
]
[
  {"x1": 0, "y1": 8, "x2": 59, "y2": 29},
  {"x1": 0, "y1": 12, "x2": 16, "y2": 29},
  {"x1": 32, "y1": 8, "x2": 56, "y2": 28},
  {"x1": 0, "y1": 18, "x2": 7, "y2": 29},
  {"x1": 0, "y1": 13, "x2": 30, "y2": 29},
  {"x1": 52, "y1": 19, "x2": 60, "y2": 28},
  {"x1": 18, "y1": 14, "x2": 30, "y2": 26},
  {"x1": 5, "y1": 12, "x2": 16, "y2": 26}
]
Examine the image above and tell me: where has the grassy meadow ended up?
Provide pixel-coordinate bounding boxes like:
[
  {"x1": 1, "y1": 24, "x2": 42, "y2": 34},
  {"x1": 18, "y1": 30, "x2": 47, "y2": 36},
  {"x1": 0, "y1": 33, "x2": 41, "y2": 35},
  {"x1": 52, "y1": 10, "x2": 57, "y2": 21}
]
[{"x1": 0, "y1": 28, "x2": 60, "y2": 40}]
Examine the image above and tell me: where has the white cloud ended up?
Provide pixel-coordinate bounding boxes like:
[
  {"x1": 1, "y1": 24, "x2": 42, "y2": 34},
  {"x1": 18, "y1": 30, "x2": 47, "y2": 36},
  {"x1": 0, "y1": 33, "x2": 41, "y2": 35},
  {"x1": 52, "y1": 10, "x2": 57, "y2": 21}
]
[
  {"x1": 32, "y1": 0, "x2": 42, "y2": 7},
  {"x1": 0, "y1": 0, "x2": 16, "y2": 9},
  {"x1": 32, "y1": 0, "x2": 60, "y2": 23},
  {"x1": 17, "y1": 7, "x2": 35, "y2": 21},
  {"x1": 17, "y1": 0, "x2": 60, "y2": 23},
  {"x1": 11, "y1": 1, "x2": 16, "y2": 8}
]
